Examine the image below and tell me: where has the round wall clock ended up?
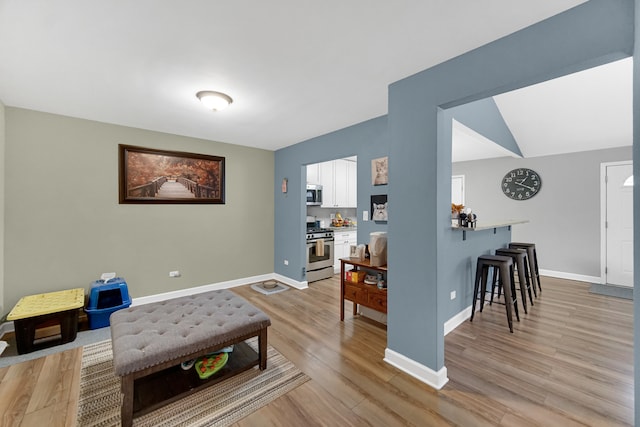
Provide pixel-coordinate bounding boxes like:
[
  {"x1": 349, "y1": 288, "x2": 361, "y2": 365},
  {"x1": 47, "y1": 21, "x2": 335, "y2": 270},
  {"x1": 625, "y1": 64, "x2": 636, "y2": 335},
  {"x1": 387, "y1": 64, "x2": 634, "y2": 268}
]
[{"x1": 501, "y1": 168, "x2": 541, "y2": 200}]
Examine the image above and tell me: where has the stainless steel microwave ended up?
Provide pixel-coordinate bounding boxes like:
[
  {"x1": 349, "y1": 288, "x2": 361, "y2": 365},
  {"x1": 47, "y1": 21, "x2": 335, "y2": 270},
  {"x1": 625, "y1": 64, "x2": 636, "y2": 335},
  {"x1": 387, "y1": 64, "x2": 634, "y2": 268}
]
[{"x1": 306, "y1": 184, "x2": 323, "y2": 206}]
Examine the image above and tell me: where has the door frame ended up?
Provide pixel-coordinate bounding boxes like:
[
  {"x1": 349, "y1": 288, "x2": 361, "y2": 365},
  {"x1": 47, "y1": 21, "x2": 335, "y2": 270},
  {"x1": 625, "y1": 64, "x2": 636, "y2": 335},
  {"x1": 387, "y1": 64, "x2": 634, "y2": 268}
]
[{"x1": 600, "y1": 160, "x2": 633, "y2": 285}]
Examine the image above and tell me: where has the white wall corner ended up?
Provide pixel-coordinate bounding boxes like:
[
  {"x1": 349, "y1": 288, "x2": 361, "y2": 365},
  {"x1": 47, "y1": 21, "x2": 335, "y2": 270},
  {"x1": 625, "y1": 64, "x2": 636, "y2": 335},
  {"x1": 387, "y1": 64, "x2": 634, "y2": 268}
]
[{"x1": 384, "y1": 348, "x2": 449, "y2": 390}]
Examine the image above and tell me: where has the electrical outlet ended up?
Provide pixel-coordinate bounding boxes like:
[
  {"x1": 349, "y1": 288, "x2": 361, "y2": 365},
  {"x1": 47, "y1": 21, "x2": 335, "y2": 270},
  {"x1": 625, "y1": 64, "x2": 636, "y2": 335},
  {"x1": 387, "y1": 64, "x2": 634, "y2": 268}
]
[
  {"x1": 169, "y1": 270, "x2": 181, "y2": 278},
  {"x1": 363, "y1": 211, "x2": 368, "y2": 221},
  {"x1": 450, "y1": 290, "x2": 456, "y2": 300},
  {"x1": 284, "y1": 259, "x2": 289, "y2": 265}
]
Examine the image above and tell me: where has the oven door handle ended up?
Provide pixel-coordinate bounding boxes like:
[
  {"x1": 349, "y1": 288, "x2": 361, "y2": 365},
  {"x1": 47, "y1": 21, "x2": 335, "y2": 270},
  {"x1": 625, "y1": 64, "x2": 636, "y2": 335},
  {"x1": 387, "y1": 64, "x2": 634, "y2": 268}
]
[{"x1": 307, "y1": 238, "x2": 334, "y2": 244}]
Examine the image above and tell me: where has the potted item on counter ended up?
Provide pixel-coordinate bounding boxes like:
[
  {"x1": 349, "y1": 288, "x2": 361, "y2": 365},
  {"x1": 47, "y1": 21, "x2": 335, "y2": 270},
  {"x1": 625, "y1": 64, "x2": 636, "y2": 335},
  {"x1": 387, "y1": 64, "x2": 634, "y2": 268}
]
[{"x1": 332, "y1": 212, "x2": 344, "y2": 227}]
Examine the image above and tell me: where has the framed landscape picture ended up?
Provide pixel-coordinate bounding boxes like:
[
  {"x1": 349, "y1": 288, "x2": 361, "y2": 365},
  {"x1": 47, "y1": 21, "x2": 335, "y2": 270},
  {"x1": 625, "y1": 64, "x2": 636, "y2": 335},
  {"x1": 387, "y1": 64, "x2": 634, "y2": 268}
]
[{"x1": 119, "y1": 144, "x2": 225, "y2": 204}]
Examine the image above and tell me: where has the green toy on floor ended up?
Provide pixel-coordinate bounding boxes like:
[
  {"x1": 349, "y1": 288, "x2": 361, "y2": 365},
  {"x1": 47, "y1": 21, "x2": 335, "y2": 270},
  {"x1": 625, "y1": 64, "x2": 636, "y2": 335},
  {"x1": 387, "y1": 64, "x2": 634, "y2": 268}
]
[{"x1": 180, "y1": 345, "x2": 234, "y2": 378}]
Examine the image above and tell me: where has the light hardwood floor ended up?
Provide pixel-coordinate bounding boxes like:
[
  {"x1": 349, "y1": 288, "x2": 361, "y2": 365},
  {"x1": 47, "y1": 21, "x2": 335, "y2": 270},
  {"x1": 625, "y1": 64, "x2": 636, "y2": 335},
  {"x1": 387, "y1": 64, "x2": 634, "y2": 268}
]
[
  {"x1": 0, "y1": 346, "x2": 81, "y2": 426},
  {"x1": 0, "y1": 275, "x2": 633, "y2": 426}
]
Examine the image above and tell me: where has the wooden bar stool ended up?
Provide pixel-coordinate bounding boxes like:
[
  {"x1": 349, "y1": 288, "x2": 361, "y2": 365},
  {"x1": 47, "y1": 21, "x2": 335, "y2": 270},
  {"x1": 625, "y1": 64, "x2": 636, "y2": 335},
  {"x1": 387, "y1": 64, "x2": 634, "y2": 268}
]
[
  {"x1": 509, "y1": 242, "x2": 541, "y2": 294},
  {"x1": 496, "y1": 248, "x2": 534, "y2": 311},
  {"x1": 470, "y1": 255, "x2": 519, "y2": 333}
]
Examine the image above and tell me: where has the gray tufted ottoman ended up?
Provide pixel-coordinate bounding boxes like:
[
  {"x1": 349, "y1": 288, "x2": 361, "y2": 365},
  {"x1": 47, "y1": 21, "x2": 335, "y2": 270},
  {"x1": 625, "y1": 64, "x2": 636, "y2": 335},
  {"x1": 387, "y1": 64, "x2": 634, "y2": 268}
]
[{"x1": 110, "y1": 289, "x2": 271, "y2": 427}]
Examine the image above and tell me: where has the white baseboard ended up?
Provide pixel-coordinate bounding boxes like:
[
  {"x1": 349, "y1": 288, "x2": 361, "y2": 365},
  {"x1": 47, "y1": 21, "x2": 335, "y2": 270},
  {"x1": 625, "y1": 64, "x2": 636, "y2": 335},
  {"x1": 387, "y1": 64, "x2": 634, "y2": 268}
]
[
  {"x1": 358, "y1": 306, "x2": 387, "y2": 324},
  {"x1": 131, "y1": 273, "x2": 271, "y2": 306},
  {"x1": 444, "y1": 305, "x2": 472, "y2": 336},
  {"x1": 384, "y1": 347, "x2": 449, "y2": 390},
  {"x1": 274, "y1": 273, "x2": 308, "y2": 290},
  {"x1": 539, "y1": 269, "x2": 601, "y2": 284},
  {"x1": 132, "y1": 273, "x2": 308, "y2": 307}
]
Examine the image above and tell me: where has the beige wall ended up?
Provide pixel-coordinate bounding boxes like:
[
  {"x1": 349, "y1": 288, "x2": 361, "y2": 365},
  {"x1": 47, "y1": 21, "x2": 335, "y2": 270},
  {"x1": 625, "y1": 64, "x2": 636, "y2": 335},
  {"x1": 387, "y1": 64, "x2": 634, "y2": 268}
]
[{"x1": 3, "y1": 108, "x2": 274, "y2": 316}]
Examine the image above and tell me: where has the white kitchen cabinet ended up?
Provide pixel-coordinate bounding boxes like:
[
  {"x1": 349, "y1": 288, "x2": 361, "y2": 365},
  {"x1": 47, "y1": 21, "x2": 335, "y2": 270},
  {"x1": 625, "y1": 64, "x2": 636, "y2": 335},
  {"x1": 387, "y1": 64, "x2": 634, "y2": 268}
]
[
  {"x1": 333, "y1": 160, "x2": 349, "y2": 207},
  {"x1": 306, "y1": 163, "x2": 321, "y2": 185},
  {"x1": 333, "y1": 229, "x2": 357, "y2": 273},
  {"x1": 319, "y1": 161, "x2": 334, "y2": 207},
  {"x1": 320, "y1": 158, "x2": 357, "y2": 208},
  {"x1": 346, "y1": 159, "x2": 357, "y2": 207}
]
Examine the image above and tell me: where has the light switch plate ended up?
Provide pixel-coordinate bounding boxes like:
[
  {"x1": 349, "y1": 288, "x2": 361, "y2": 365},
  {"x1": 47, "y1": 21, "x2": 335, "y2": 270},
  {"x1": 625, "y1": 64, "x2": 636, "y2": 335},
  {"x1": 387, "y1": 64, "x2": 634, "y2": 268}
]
[{"x1": 363, "y1": 211, "x2": 368, "y2": 221}]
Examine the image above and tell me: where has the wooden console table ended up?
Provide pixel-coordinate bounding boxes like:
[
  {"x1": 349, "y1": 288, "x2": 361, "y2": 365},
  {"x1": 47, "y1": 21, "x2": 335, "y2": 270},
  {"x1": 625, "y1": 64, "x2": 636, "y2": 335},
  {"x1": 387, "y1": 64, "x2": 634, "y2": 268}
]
[{"x1": 340, "y1": 258, "x2": 387, "y2": 321}]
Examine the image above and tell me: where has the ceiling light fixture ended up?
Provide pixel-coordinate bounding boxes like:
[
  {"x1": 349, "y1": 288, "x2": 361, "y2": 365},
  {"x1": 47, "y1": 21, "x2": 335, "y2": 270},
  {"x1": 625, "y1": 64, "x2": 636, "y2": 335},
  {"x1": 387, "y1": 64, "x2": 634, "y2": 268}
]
[{"x1": 196, "y1": 90, "x2": 233, "y2": 111}]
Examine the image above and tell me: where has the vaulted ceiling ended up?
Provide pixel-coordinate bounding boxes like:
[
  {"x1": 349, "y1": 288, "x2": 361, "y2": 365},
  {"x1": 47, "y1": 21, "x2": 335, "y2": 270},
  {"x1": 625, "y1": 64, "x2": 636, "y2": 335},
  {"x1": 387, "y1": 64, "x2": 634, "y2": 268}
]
[
  {"x1": 2, "y1": 1, "x2": 624, "y2": 160},
  {"x1": 453, "y1": 57, "x2": 632, "y2": 162}
]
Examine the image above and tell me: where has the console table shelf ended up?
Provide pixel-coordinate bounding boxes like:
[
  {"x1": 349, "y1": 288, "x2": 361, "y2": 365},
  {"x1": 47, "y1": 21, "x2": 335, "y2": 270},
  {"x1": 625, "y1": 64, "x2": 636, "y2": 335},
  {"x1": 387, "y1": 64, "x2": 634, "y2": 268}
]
[{"x1": 340, "y1": 258, "x2": 387, "y2": 321}]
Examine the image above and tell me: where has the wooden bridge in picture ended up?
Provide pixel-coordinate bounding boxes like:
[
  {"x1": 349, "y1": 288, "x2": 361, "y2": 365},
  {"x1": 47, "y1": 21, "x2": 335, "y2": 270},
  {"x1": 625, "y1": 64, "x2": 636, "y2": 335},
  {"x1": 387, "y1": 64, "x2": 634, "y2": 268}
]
[{"x1": 128, "y1": 176, "x2": 218, "y2": 199}]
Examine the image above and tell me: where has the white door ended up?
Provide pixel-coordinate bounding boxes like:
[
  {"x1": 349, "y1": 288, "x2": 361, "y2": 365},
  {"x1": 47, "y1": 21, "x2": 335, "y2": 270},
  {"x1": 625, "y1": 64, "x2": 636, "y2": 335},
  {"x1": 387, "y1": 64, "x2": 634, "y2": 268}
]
[
  {"x1": 605, "y1": 162, "x2": 633, "y2": 287},
  {"x1": 452, "y1": 175, "x2": 465, "y2": 205}
]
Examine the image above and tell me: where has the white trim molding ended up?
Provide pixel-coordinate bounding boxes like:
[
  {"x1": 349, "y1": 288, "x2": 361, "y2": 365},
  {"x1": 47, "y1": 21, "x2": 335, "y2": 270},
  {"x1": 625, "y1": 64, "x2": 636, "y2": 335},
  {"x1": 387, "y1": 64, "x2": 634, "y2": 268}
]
[
  {"x1": 274, "y1": 273, "x2": 308, "y2": 290},
  {"x1": 132, "y1": 273, "x2": 308, "y2": 307},
  {"x1": 384, "y1": 348, "x2": 449, "y2": 390},
  {"x1": 539, "y1": 269, "x2": 601, "y2": 284},
  {"x1": 444, "y1": 305, "x2": 472, "y2": 336}
]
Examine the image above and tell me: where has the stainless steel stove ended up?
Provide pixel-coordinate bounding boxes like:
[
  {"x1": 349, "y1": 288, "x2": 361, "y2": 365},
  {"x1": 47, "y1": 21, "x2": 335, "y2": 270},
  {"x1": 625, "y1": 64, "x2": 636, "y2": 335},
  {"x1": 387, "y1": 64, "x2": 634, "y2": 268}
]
[{"x1": 305, "y1": 227, "x2": 334, "y2": 282}]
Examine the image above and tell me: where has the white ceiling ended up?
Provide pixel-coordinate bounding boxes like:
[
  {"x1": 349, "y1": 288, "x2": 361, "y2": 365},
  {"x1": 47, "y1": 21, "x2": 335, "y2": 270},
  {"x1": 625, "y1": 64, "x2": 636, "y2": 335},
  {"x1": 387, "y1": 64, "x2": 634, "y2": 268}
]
[{"x1": 2, "y1": 0, "x2": 625, "y2": 159}]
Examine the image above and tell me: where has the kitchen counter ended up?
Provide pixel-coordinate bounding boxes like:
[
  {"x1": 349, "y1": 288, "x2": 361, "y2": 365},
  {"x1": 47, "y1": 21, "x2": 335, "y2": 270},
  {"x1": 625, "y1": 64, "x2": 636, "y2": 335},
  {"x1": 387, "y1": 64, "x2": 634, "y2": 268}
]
[{"x1": 329, "y1": 225, "x2": 357, "y2": 231}]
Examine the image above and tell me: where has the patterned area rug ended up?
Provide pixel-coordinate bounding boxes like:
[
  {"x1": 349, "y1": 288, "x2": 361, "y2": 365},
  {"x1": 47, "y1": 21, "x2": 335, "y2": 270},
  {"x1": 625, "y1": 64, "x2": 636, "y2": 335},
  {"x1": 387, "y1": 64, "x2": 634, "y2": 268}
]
[{"x1": 77, "y1": 338, "x2": 309, "y2": 426}]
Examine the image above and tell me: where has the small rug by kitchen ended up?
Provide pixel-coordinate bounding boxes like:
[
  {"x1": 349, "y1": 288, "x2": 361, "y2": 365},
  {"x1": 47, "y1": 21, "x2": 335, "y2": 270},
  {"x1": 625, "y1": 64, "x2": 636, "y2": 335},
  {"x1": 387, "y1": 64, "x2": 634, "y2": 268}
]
[{"x1": 76, "y1": 338, "x2": 309, "y2": 426}]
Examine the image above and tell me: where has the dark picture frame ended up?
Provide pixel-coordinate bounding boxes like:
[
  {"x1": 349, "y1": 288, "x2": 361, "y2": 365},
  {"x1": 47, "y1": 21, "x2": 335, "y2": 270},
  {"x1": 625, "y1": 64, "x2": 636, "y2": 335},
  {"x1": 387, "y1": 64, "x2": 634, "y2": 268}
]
[
  {"x1": 371, "y1": 194, "x2": 388, "y2": 222},
  {"x1": 119, "y1": 144, "x2": 225, "y2": 204}
]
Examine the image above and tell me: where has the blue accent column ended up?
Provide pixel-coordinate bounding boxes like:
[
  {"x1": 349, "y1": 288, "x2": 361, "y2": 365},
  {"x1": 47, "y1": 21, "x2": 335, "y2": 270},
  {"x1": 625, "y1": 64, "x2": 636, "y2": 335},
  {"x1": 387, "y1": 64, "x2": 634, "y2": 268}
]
[{"x1": 387, "y1": 0, "x2": 633, "y2": 375}]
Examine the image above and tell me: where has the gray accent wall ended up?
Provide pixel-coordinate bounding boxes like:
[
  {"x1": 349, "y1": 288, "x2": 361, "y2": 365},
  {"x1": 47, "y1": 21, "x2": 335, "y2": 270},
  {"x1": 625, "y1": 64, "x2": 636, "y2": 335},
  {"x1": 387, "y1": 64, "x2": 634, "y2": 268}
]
[
  {"x1": 453, "y1": 146, "x2": 632, "y2": 277},
  {"x1": 274, "y1": 116, "x2": 389, "y2": 282},
  {"x1": 388, "y1": 0, "x2": 632, "y2": 373},
  {"x1": 2, "y1": 108, "x2": 274, "y2": 316},
  {"x1": 275, "y1": 0, "x2": 635, "y2": 394},
  {"x1": 0, "y1": 100, "x2": 4, "y2": 314}
]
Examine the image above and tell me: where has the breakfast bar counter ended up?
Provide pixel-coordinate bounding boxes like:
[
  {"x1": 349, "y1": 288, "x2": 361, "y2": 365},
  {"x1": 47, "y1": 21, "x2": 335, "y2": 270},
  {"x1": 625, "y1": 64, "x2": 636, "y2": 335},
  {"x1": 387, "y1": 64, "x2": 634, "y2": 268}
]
[{"x1": 452, "y1": 219, "x2": 528, "y2": 240}]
